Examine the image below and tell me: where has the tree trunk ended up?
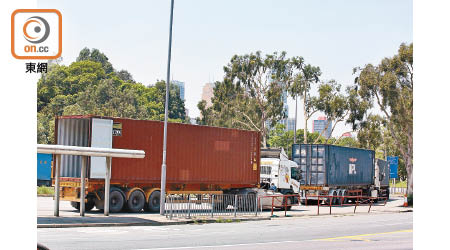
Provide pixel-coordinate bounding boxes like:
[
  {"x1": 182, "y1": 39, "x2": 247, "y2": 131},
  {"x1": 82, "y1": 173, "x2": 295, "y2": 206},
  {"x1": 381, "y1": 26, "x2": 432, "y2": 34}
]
[
  {"x1": 261, "y1": 113, "x2": 267, "y2": 148},
  {"x1": 406, "y1": 156, "x2": 413, "y2": 195},
  {"x1": 303, "y1": 94, "x2": 308, "y2": 144}
]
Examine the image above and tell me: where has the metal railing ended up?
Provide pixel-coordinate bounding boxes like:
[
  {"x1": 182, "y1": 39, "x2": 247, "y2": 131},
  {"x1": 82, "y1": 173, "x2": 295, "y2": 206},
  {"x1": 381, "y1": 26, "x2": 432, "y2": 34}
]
[
  {"x1": 305, "y1": 194, "x2": 388, "y2": 215},
  {"x1": 390, "y1": 187, "x2": 407, "y2": 194},
  {"x1": 37, "y1": 144, "x2": 145, "y2": 217},
  {"x1": 165, "y1": 194, "x2": 259, "y2": 219},
  {"x1": 258, "y1": 194, "x2": 300, "y2": 217}
]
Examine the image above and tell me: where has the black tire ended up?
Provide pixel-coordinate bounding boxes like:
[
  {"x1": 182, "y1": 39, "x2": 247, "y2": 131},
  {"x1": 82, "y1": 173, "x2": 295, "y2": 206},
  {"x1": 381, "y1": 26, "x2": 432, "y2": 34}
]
[
  {"x1": 109, "y1": 189, "x2": 125, "y2": 213},
  {"x1": 146, "y1": 190, "x2": 161, "y2": 212},
  {"x1": 127, "y1": 190, "x2": 145, "y2": 213},
  {"x1": 70, "y1": 201, "x2": 95, "y2": 211}
]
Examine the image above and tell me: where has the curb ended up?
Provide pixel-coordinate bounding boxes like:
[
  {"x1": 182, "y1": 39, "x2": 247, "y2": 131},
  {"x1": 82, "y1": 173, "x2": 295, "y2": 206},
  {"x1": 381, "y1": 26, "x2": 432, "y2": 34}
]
[{"x1": 37, "y1": 217, "x2": 271, "y2": 228}]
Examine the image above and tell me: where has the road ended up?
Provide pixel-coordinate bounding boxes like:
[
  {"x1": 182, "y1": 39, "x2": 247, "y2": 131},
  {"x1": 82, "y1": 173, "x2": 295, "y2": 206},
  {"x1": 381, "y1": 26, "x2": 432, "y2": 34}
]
[{"x1": 38, "y1": 212, "x2": 412, "y2": 250}]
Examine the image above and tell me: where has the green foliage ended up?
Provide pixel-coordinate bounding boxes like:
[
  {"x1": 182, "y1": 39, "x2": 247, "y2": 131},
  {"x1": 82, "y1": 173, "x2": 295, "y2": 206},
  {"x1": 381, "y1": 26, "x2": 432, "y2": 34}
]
[
  {"x1": 37, "y1": 48, "x2": 186, "y2": 144},
  {"x1": 313, "y1": 80, "x2": 349, "y2": 143},
  {"x1": 354, "y1": 43, "x2": 413, "y2": 193},
  {"x1": 37, "y1": 186, "x2": 54, "y2": 195},
  {"x1": 199, "y1": 51, "x2": 322, "y2": 147},
  {"x1": 334, "y1": 136, "x2": 359, "y2": 148},
  {"x1": 267, "y1": 123, "x2": 325, "y2": 159}
]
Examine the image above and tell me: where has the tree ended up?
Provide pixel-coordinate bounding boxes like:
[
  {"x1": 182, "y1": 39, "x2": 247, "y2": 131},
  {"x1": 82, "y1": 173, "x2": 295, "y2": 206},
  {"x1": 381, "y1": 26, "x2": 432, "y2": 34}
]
[
  {"x1": 154, "y1": 81, "x2": 186, "y2": 121},
  {"x1": 222, "y1": 51, "x2": 292, "y2": 147},
  {"x1": 267, "y1": 123, "x2": 326, "y2": 159},
  {"x1": 77, "y1": 47, "x2": 114, "y2": 74},
  {"x1": 357, "y1": 114, "x2": 385, "y2": 151},
  {"x1": 354, "y1": 43, "x2": 413, "y2": 195},
  {"x1": 37, "y1": 48, "x2": 187, "y2": 144},
  {"x1": 116, "y1": 69, "x2": 134, "y2": 82},
  {"x1": 313, "y1": 80, "x2": 349, "y2": 143},
  {"x1": 286, "y1": 59, "x2": 322, "y2": 143}
]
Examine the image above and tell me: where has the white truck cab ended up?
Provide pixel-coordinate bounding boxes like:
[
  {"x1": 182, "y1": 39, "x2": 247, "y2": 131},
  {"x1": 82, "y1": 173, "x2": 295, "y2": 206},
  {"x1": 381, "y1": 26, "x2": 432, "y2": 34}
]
[{"x1": 260, "y1": 148, "x2": 301, "y2": 194}]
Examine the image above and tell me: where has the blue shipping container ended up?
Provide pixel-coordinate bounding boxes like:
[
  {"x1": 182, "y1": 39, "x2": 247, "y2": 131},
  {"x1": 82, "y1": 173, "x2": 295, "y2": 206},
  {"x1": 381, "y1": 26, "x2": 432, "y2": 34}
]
[
  {"x1": 292, "y1": 144, "x2": 375, "y2": 187},
  {"x1": 37, "y1": 153, "x2": 52, "y2": 184}
]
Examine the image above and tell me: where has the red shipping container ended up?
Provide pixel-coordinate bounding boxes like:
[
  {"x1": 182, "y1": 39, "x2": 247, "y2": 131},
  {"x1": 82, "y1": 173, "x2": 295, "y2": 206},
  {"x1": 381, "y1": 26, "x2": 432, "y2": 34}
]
[{"x1": 55, "y1": 115, "x2": 260, "y2": 192}]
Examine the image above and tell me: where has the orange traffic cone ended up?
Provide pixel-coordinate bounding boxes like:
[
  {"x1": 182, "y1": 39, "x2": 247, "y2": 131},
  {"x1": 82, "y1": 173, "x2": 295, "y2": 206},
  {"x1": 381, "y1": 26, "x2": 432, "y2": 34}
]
[{"x1": 403, "y1": 194, "x2": 408, "y2": 207}]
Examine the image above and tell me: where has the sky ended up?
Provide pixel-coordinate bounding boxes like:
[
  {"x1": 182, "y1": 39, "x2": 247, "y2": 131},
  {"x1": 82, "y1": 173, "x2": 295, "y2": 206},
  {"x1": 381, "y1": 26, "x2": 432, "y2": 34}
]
[{"x1": 38, "y1": 0, "x2": 412, "y2": 137}]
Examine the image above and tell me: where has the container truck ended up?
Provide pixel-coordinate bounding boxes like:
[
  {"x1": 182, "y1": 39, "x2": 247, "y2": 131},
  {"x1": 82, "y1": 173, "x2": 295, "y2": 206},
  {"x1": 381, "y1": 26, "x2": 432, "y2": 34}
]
[
  {"x1": 53, "y1": 115, "x2": 260, "y2": 213},
  {"x1": 292, "y1": 144, "x2": 389, "y2": 204},
  {"x1": 258, "y1": 148, "x2": 301, "y2": 209},
  {"x1": 259, "y1": 148, "x2": 300, "y2": 194}
]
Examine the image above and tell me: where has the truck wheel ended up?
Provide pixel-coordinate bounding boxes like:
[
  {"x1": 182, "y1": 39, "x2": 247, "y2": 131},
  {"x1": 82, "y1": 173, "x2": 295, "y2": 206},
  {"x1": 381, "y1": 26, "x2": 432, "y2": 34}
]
[
  {"x1": 109, "y1": 189, "x2": 125, "y2": 213},
  {"x1": 70, "y1": 201, "x2": 79, "y2": 210},
  {"x1": 146, "y1": 190, "x2": 160, "y2": 212},
  {"x1": 70, "y1": 200, "x2": 95, "y2": 211},
  {"x1": 127, "y1": 190, "x2": 145, "y2": 213}
]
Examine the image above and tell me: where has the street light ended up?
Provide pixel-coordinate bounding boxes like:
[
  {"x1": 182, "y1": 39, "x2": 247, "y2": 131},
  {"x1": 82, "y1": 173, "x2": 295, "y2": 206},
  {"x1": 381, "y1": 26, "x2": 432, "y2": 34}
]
[{"x1": 160, "y1": 0, "x2": 175, "y2": 215}]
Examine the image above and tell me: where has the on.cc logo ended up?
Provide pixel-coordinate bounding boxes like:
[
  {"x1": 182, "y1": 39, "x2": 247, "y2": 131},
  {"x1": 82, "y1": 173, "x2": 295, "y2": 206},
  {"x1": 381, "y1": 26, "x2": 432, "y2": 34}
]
[{"x1": 23, "y1": 16, "x2": 50, "y2": 44}]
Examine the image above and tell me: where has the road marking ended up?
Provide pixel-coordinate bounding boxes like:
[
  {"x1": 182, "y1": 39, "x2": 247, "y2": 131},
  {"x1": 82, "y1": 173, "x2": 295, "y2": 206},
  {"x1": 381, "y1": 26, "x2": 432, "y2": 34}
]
[{"x1": 313, "y1": 229, "x2": 413, "y2": 242}]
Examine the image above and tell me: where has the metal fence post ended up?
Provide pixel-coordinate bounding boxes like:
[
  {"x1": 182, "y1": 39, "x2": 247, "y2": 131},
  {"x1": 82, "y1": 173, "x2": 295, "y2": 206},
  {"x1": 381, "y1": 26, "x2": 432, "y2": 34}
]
[
  {"x1": 80, "y1": 156, "x2": 86, "y2": 217},
  {"x1": 104, "y1": 157, "x2": 111, "y2": 216},
  {"x1": 255, "y1": 194, "x2": 258, "y2": 216},
  {"x1": 234, "y1": 195, "x2": 237, "y2": 217},
  {"x1": 188, "y1": 195, "x2": 191, "y2": 218},
  {"x1": 170, "y1": 195, "x2": 173, "y2": 219},
  {"x1": 211, "y1": 194, "x2": 215, "y2": 218},
  {"x1": 54, "y1": 154, "x2": 61, "y2": 217}
]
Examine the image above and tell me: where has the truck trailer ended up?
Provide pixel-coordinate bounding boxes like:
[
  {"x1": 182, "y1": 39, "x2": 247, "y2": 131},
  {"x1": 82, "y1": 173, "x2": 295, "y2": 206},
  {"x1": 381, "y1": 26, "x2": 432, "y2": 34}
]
[
  {"x1": 292, "y1": 144, "x2": 389, "y2": 204},
  {"x1": 53, "y1": 115, "x2": 261, "y2": 213}
]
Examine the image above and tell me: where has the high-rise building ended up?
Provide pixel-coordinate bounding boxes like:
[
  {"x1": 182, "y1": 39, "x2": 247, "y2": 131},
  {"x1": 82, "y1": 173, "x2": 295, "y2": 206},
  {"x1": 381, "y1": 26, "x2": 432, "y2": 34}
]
[
  {"x1": 171, "y1": 80, "x2": 185, "y2": 100},
  {"x1": 279, "y1": 118, "x2": 296, "y2": 132},
  {"x1": 201, "y1": 82, "x2": 215, "y2": 108},
  {"x1": 312, "y1": 116, "x2": 332, "y2": 139}
]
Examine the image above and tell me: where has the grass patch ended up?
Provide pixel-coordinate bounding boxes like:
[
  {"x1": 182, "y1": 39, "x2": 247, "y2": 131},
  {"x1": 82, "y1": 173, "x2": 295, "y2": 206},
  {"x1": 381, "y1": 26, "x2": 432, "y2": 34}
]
[
  {"x1": 37, "y1": 186, "x2": 54, "y2": 195},
  {"x1": 215, "y1": 218, "x2": 237, "y2": 223},
  {"x1": 390, "y1": 180, "x2": 407, "y2": 188}
]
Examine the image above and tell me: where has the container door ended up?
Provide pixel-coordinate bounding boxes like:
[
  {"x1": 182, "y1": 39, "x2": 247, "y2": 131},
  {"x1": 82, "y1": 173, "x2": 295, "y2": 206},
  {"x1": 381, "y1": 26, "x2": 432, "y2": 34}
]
[{"x1": 90, "y1": 118, "x2": 113, "y2": 179}]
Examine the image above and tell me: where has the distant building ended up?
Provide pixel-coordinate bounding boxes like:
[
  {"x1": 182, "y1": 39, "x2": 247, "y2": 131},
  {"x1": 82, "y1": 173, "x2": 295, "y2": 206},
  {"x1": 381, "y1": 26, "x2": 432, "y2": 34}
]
[
  {"x1": 190, "y1": 118, "x2": 197, "y2": 125},
  {"x1": 312, "y1": 116, "x2": 332, "y2": 139},
  {"x1": 201, "y1": 82, "x2": 215, "y2": 108},
  {"x1": 171, "y1": 80, "x2": 185, "y2": 100},
  {"x1": 280, "y1": 118, "x2": 296, "y2": 132}
]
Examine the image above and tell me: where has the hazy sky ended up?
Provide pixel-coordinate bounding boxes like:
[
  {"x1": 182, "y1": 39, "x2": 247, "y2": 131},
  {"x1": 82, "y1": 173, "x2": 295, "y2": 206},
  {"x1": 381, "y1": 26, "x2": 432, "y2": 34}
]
[{"x1": 38, "y1": 0, "x2": 412, "y2": 137}]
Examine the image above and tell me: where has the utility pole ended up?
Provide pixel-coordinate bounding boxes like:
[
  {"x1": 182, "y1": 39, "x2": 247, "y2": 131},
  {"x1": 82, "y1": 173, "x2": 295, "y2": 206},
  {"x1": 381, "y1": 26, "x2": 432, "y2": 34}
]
[{"x1": 160, "y1": 0, "x2": 175, "y2": 216}]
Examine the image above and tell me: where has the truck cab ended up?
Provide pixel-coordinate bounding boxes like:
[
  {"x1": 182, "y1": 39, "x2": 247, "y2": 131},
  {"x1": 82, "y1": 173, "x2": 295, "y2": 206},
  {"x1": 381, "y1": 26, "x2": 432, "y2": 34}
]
[{"x1": 260, "y1": 148, "x2": 301, "y2": 194}]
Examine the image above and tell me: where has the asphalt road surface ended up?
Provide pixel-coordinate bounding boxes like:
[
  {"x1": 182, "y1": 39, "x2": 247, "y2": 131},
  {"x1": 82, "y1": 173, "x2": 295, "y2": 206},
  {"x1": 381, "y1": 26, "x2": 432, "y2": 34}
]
[{"x1": 38, "y1": 212, "x2": 412, "y2": 250}]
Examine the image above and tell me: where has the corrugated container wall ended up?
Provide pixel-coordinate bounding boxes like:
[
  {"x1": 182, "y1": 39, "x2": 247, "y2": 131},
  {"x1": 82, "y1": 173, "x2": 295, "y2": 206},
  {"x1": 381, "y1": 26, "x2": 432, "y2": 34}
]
[
  {"x1": 55, "y1": 116, "x2": 260, "y2": 190},
  {"x1": 292, "y1": 144, "x2": 375, "y2": 187}
]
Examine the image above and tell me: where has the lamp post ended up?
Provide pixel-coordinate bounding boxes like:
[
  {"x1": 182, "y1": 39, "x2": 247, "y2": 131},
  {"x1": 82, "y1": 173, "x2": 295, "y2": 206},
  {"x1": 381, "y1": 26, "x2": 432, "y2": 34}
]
[{"x1": 160, "y1": 0, "x2": 175, "y2": 215}]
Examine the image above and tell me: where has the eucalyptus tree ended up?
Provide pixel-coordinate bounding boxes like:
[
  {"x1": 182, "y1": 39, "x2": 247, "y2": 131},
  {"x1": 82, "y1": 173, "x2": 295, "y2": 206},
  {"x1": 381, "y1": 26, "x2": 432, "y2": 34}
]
[
  {"x1": 223, "y1": 51, "x2": 291, "y2": 147},
  {"x1": 354, "y1": 43, "x2": 413, "y2": 195},
  {"x1": 285, "y1": 58, "x2": 322, "y2": 143}
]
